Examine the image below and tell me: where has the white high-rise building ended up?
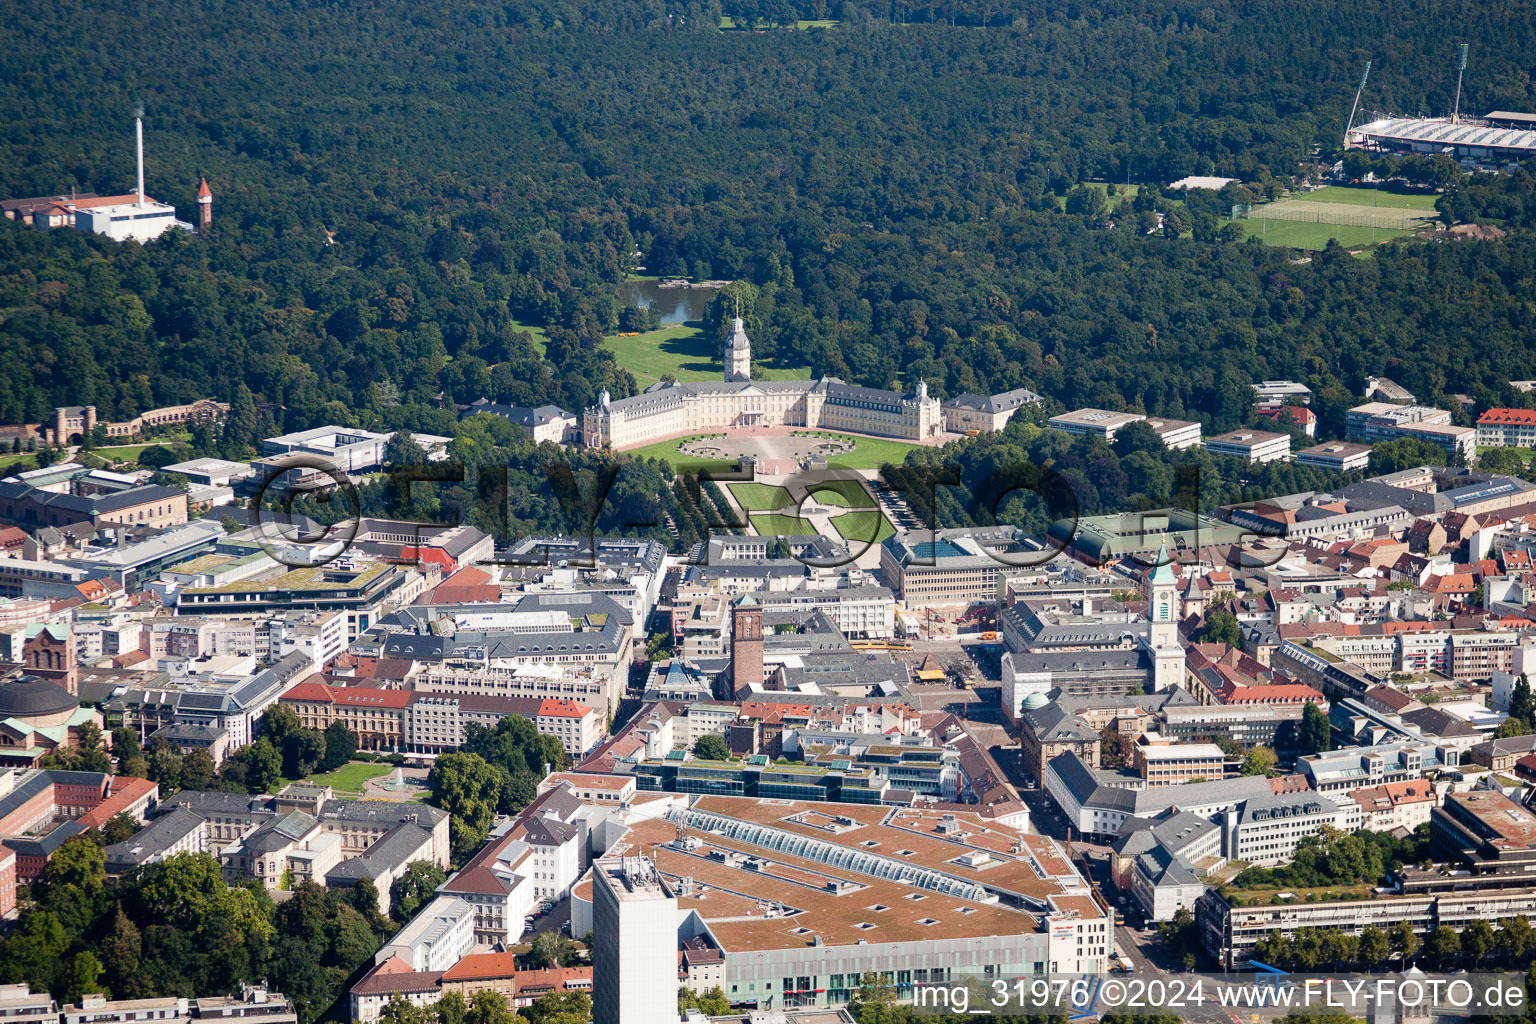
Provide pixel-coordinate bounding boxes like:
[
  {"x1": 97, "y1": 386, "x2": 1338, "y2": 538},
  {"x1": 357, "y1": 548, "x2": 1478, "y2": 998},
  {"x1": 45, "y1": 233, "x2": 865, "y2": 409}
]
[{"x1": 592, "y1": 855, "x2": 677, "y2": 1024}]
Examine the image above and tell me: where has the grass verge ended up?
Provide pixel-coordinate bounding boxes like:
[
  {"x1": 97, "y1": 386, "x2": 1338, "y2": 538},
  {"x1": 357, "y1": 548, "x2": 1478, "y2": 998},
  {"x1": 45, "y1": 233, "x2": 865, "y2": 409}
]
[
  {"x1": 729, "y1": 483, "x2": 794, "y2": 511},
  {"x1": 750, "y1": 513, "x2": 821, "y2": 536},
  {"x1": 830, "y1": 509, "x2": 895, "y2": 543}
]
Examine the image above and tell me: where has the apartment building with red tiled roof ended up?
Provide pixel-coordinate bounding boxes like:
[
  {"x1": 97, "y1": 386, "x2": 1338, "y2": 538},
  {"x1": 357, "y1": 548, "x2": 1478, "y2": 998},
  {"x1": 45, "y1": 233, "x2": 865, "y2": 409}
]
[{"x1": 280, "y1": 678, "x2": 603, "y2": 756}]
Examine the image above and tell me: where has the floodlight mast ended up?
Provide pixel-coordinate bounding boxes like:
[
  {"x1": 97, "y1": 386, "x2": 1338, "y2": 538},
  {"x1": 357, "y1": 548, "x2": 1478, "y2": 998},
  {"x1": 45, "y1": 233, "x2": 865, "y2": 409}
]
[
  {"x1": 1344, "y1": 61, "x2": 1372, "y2": 148},
  {"x1": 1452, "y1": 43, "x2": 1469, "y2": 122}
]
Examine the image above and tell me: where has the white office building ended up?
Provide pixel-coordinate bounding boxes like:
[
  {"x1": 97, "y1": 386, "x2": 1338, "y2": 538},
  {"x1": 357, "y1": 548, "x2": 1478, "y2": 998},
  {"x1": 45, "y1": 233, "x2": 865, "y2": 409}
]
[
  {"x1": 75, "y1": 201, "x2": 181, "y2": 242},
  {"x1": 1204, "y1": 429, "x2": 1291, "y2": 464},
  {"x1": 1145, "y1": 417, "x2": 1204, "y2": 450},
  {"x1": 375, "y1": 896, "x2": 476, "y2": 973},
  {"x1": 1048, "y1": 408, "x2": 1145, "y2": 441},
  {"x1": 1224, "y1": 791, "x2": 1356, "y2": 867},
  {"x1": 260, "y1": 426, "x2": 451, "y2": 473}
]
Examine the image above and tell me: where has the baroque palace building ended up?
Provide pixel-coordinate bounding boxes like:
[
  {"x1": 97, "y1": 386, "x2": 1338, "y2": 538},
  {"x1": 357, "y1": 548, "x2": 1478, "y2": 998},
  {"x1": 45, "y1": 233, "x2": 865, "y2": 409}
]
[{"x1": 583, "y1": 318, "x2": 943, "y2": 449}]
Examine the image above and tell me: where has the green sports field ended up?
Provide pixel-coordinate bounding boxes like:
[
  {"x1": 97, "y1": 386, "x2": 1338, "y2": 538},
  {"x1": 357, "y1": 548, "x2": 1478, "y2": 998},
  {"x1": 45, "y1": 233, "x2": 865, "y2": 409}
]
[
  {"x1": 829, "y1": 509, "x2": 895, "y2": 544},
  {"x1": 729, "y1": 482, "x2": 794, "y2": 511},
  {"x1": 1289, "y1": 186, "x2": 1439, "y2": 211},
  {"x1": 1055, "y1": 182, "x2": 1142, "y2": 209},
  {"x1": 1220, "y1": 218, "x2": 1411, "y2": 251}
]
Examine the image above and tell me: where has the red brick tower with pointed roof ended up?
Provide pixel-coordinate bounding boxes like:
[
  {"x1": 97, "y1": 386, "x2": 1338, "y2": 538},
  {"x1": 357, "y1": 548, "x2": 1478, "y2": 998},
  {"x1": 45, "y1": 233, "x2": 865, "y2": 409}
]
[
  {"x1": 196, "y1": 177, "x2": 212, "y2": 230},
  {"x1": 731, "y1": 592, "x2": 763, "y2": 691}
]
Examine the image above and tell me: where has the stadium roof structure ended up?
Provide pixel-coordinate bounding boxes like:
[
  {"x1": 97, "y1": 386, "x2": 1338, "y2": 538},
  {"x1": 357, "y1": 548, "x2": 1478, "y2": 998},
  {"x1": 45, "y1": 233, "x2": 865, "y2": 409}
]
[
  {"x1": 1485, "y1": 111, "x2": 1536, "y2": 129},
  {"x1": 1349, "y1": 117, "x2": 1536, "y2": 159}
]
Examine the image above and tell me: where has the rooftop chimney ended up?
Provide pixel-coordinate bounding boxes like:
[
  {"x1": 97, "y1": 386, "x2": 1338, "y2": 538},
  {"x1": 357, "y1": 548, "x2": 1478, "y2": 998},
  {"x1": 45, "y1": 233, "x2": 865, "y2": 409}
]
[{"x1": 135, "y1": 114, "x2": 146, "y2": 208}]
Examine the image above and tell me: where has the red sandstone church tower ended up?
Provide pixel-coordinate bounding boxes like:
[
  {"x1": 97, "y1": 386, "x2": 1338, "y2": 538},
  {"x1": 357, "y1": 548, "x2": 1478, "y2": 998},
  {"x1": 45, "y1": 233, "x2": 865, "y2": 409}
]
[
  {"x1": 23, "y1": 624, "x2": 77, "y2": 696},
  {"x1": 196, "y1": 177, "x2": 212, "y2": 229},
  {"x1": 731, "y1": 593, "x2": 763, "y2": 691}
]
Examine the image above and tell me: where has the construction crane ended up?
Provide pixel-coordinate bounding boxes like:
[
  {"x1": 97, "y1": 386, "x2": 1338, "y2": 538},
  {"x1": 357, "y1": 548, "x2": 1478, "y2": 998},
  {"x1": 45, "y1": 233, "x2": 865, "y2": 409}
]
[
  {"x1": 1452, "y1": 43, "x2": 1470, "y2": 122},
  {"x1": 1344, "y1": 60, "x2": 1372, "y2": 147}
]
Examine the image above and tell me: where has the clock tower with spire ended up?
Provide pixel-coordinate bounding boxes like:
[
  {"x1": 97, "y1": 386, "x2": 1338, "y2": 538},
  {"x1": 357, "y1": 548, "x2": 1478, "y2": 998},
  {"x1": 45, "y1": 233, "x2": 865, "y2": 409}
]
[
  {"x1": 724, "y1": 316, "x2": 752, "y2": 383},
  {"x1": 1141, "y1": 541, "x2": 1184, "y2": 690}
]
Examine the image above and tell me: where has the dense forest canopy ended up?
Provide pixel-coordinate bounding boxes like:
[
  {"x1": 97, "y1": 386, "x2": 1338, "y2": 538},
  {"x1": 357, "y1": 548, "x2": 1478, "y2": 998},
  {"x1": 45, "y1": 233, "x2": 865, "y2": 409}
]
[{"x1": 1, "y1": 0, "x2": 1535, "y2": 437}]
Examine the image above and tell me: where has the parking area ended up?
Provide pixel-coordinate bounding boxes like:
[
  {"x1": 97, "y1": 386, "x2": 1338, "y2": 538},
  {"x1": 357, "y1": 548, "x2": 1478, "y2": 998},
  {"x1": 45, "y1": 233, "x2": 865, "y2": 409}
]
[{"x1": 523, "y1": 895, "x2": 571, "y2": 939}]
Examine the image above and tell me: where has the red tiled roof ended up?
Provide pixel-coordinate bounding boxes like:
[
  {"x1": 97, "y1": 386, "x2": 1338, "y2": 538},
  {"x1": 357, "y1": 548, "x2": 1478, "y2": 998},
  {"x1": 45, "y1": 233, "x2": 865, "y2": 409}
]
[
  {"x1": 401, "y1": 547, "x2": 457, "y2": 570},
  {"x1": 333, "y1": 687, "x2": 412, "y2": 708},
  {"x1": 1268, "y1": 773, "x2": 1312, "y2": 794},
  {"x1": 1257, "y1": 405, "x2": 1317, "y2": 425},
  {"x1": 737, "y1": 701, "x2": 817, "y2": 722},
  {"x1": 76, "y1": 579, "x2": 112, "y2": 600},
  {"x1": 1374, "y1": 620, "x2": 1440, "y2": 634},
  {"x1": 1425, "y1": 574, "x2": 1477, "y2": 594},
  {"x1": 429, "y1": 585, "x2": 500, "y2": 605},
  {"x1": 440, "y1": 951, "x2": 518, "y2": 982},
  {"x1": 281, "y1": 678, "x2": 412, "y2": 708},
  {"x1": 511, "y1": 966, "x2": 591, "y2": 997},
  {"x1": 1352, "y1": 779, "x2": 1434, "y2": 809},
  {"x1": 77, "y1": 776, "x2": 159, "y2": 829},
  {"x1": 1217, "y1": 682, "x2": 1327, "y2": 706},
  {"x1": 1478, "y1": 408, "x2": 1536, "y2": 425},
  {"x1": 537, "y1": 697, "x2": 595, "y2": 719},
  {"x1": 281, "y1": 679, "x2": 337, "y2": 703}
]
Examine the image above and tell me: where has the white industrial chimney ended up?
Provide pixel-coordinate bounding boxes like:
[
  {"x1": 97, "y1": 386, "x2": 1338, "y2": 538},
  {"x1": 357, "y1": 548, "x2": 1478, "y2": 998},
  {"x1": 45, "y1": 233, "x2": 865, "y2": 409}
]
[{"x1": 135, "y1": 113, "x2": 145, "y2": 208}]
